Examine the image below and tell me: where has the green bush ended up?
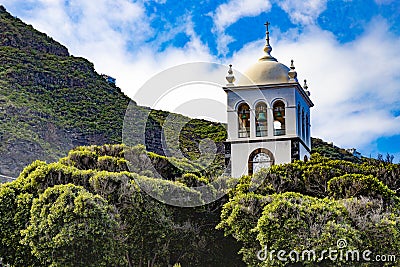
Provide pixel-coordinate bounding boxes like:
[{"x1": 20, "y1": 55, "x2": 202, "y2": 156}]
[
  {"x1": 177, "y1": 173, "x2": 209, "y2": 187},
  {"x1": 328, "y1": 174, "x2": 398, "y2": 204},
  {"x1": 256, "y1": 192, "x2": 360, "y2": 266},
  {"x1": 21, "y1": 184, "x2": 121, "y2": 266}
]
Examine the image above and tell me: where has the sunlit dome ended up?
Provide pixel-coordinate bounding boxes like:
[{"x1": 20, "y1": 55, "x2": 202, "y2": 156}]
[
  {"x1": 240, "y1": 60, "x2": 290, "y2": 85},
  {"x1": 237, "y1": 22, "x2": 294, "y2": 86}
]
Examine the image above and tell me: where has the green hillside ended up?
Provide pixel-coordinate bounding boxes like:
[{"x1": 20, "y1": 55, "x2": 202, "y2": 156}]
[
  {"x1": 311, "y1": 137, "x2": 362, "y2": 163},
  {"x1": 0, "y1": 6, "x2": 226, "y2": 177}
]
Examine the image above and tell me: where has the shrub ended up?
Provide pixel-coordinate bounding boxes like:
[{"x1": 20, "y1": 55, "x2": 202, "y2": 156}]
[
  {"x1": 328, "y1": 174, "x2": 398, "y2": 205},
  {"x1": 21, "y1": 184, "x2": 121, "y2": 267}
]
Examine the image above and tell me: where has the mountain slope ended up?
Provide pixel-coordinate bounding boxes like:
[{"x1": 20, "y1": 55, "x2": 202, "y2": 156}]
[
  {"x1": 311, "y1": 137, "x2": 361, "y2": 163},
  {"x1": 0, "y1": 5, "x2": 130, "y2": 176},
  {"x1": 0, "y1": 6, "x2": 226, "y2": 177}
]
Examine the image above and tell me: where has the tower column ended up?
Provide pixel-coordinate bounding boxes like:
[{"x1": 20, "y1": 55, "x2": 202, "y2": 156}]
[
  {"x1": 250, "y1": 108, "x2": 256, "y2": 138},
  {"x1": 267, "y1": 107, "x2": 274, "y2": 137}
]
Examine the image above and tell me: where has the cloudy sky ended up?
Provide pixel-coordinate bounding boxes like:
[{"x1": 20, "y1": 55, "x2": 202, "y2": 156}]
[{"x1": 2, "y1": 0, "x2": 400, "y2": 160}]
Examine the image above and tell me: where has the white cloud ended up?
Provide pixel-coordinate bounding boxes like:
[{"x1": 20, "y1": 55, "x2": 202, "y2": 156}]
[
  {"x1": 213, "y1": 0, "x2": 272, "y2": 31},
  {"x1": 275, "y1": 0, "x2": 328, "y2": 25},
  {"x1": 116, "y1": 14, "x2": 216, "y2": 98},
  {"x1": 211, "y1": 0, "x2": 272, "y2": 55},
  {"x1": 210, "y1": 0, "x2": 327, "y2": 54}
]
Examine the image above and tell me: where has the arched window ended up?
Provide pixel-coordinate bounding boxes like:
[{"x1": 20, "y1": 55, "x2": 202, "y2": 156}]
[
  {"x1": 238, "y1": 103, "x2": 250, "y2": 138},
  {"x1": 255, "y1": 102, "x2": 268, "y2": 137},
  {"x1": 248, "y1": 148, "x2": 274, "y2": 175},
  {"x1": 273, "y1": 100, "x2": 285, "y2": 136}
]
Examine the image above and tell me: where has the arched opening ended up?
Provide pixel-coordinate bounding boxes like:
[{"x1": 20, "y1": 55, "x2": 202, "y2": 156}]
[
  {"x1": 248, "y1": 148, "x2": 274, "y2": 175},
  {"x1": 238, "y1": 103, "x2": 250, "y2": 138},
  {"x1": 255, "y1": 102, "x2": 268, "y2": 137},
  {"x1": 273, "y1": 100, "x2": 285, "y2": 136}
]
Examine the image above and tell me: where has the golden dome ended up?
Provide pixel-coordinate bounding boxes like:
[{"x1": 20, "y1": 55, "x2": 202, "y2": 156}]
[{"x1": 239, "y1": 60, "x2": 290, "y2": 85}]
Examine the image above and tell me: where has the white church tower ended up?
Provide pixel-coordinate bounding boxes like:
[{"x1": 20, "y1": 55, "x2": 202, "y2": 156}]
[{"x1": 223, "y1": 22, "x2": 314, "y2": 177}]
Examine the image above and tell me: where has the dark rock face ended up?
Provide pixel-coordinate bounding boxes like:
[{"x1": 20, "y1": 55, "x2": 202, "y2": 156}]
[{"x1": 0, "y1": 5, "x2": 69, "y2": 57}]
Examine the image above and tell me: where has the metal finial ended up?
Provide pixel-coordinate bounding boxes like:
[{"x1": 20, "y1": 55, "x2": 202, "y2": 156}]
[
  {"x1": 264, "y1": 21, "x2": 270, "y2": 45},
  {"x1": 304, "y1": 79, "x2": 310, "y2": 96},
  {"x1": 226, "y1": 64, "x2": 235, "y2": 86},
  {"x1": 304, "y1": 79, "x2": 308, "y2": 90},
  {"x1": 290, "y1": 59, "x2": 295, "y2": 70},
  {"x1": 260, "y1": 21, "x2": 277, "y2": 62},
  {"x1": 264, "y1": 21, "x2": 270, "y2": 31},
  {"x1": 288, "y1": 59, "x2": 298, "y2": 82}
]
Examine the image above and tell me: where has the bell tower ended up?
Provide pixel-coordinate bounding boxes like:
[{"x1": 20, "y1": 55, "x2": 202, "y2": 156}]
[{"x1": 223, "y1": 22, "x2": 314, "y2": 178}]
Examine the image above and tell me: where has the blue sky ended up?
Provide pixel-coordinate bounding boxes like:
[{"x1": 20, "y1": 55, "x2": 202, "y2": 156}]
[{"x1": 2, "y1": 0, "x2": 400, "y2": 161}]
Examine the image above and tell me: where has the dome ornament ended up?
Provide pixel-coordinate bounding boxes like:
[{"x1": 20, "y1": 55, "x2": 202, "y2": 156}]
[
  {"x1": 226, "y1": 64, "x2": 236, "y2": 86},
  {"x1": 260, "y1": 21, "x2": 277, "y2": 62},
  {"x1": 288, "y1": 59, "x2": 298, "y2": 82}
]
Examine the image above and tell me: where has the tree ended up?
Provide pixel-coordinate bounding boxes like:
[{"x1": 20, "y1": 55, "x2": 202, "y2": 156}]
[
  {"x1": 0, "y1": 183, "x2": 38, "y2": 266},
  {"x1": 217, "y1": 192, "x2": 271, "y2": 266},
  {"x1": 256, "y1": 193, "x2": 361, "y2": 267},
  {"x1": 0, "y1": 161, "x2": 45, "y2": 266},
  {"x1": 22, "y1": 184, "x2": 121, "y2": 267}
]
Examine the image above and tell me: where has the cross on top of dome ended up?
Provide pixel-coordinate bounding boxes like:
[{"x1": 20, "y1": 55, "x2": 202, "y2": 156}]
[{"x1": 260, "y1": 21, "x2": 277, "y2": 62}]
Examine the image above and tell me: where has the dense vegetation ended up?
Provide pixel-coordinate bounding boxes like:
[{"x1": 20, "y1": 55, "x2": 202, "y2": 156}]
[
  {"x1": 218, "y1": 154, "x2": 400, "y2": 266},
  {"x1": 0, "y1": 5, "x2": 226, "y2": 177},
  {"x1": 1, "y1": 144, "x2": 399, "y2": 266},
  {"x1": 0, "y1": 144, "x2": 242, "y2": 267}
]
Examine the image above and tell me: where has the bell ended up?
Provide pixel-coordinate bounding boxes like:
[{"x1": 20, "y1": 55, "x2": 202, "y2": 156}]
[
  {"x1": 276, "y1": 111, "x2": 282, "y2": 117},
  {"x1": 257, "y1": 112, "x2": 267, "y2": 122},
  {"x1": 241, "y1": 110, "x2": 247, "y2": 120}
]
